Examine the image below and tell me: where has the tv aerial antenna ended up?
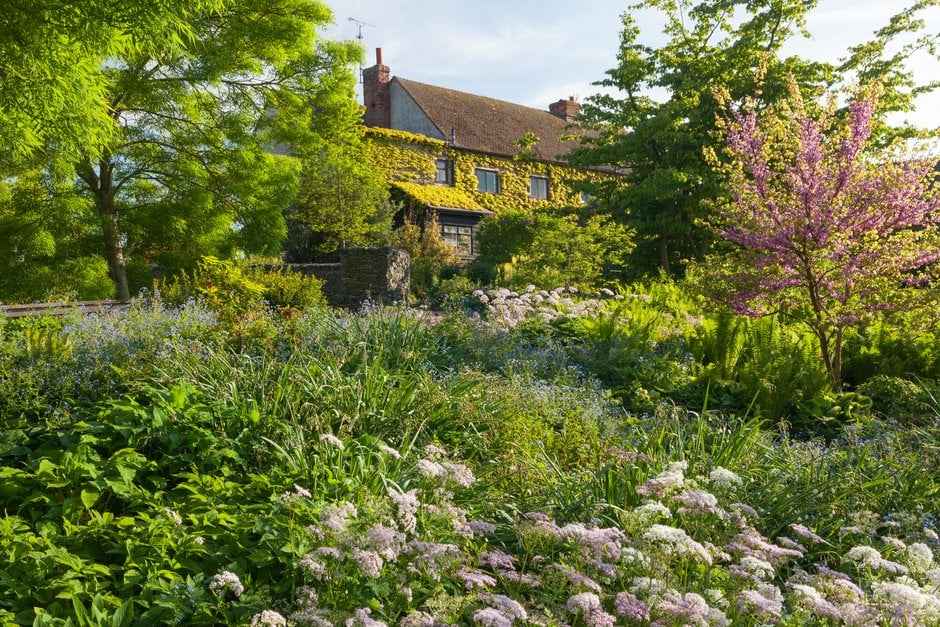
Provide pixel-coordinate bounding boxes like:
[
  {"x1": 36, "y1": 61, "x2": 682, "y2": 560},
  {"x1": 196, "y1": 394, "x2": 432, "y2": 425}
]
[{"x1": 348, "y1": 17, "x2": 376, "y2": 83}]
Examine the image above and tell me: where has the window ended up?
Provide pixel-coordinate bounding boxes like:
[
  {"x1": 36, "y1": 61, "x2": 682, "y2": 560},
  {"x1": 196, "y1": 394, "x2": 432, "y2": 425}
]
[
  {"x1": 475, "y1": 168, "x2": 499, "y2": 193},
  {"x1": 529, "y1": 175, "x2": 549, "y2": 200},
  {"x1": 435, "y1": 158, "x2": 453, "y2": 185},
  {"x1": 441, "y1": 224, "x2": 474, "y2": 257}
]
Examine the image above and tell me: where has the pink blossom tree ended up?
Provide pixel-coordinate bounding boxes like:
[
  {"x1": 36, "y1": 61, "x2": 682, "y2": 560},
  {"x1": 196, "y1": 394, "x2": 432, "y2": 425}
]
[{"x1": 704, "y1": 85, "x2": 940, "y2": 391}]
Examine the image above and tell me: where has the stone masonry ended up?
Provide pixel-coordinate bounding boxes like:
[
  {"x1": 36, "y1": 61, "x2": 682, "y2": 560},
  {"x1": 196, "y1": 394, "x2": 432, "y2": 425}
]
[{"x1": 286, "y1": 246, "x2": 410, "y2": 307}]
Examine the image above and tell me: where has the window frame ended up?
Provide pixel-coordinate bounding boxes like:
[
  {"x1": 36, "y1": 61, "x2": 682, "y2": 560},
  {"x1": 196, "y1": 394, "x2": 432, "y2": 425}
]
[
  {"x1": 474, "y1": 167, "x2": 500, "y2": 194},
  {"x1": 529, "y1": 175, "x2": 549, "y2": 200},
  {"x1": 440, "y1": 223, "x2": 475, "y2": 257},
  {"x1": 434, "y1": 157, "x2": 454, "y2": 185}
]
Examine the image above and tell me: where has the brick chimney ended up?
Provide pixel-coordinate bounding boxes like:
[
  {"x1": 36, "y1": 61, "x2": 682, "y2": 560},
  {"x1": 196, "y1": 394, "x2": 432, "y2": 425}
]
[
  {"x1": 362, "y1": 48, "x2": 391, "y2": 128},
  {"x1": 549, "y1": 96, "x2": 580, "y2": 122}
]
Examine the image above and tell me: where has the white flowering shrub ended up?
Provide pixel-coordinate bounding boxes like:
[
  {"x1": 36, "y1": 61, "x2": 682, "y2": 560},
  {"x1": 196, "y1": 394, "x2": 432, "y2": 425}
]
[{"x1": 471, "y1": 285, "x2": 615, "y2": 330}]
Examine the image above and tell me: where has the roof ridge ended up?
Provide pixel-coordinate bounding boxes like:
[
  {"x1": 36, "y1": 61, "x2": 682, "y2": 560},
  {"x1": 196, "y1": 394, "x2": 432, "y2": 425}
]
[
  {"x1": 395, "y1": 76, "x2": 560, "y2": 118},
  {"x1": 390, "y1": 74, "x2": 580, "y2": 161}
]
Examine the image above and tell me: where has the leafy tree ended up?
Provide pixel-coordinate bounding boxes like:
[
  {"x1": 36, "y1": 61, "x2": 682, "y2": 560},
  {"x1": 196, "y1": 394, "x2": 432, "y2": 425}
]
[
  {"x1": 697, "y1": 84, "x2": 940, "y2": 391},
  {"x1": 836, "y1": 0, "x2": 940, "y2": 145},
  {"x1": 568, "y1": 0, "x2": 938, "y2": 276},
  {"x1": 0, "y1": 157, "x2": 116, "y2": 302},
  {"x1": 13, "y1": 0, "x2": 362, "y2": 300},
  {"x1": 473, "y1": 206, "x2": 634, "y2": 289},
  {"x1": 0, "y1": 0, "x2": 221, "y2": 163},
  {"x1": 289, "y1": 128, "x2": 394, "y2": 254}
]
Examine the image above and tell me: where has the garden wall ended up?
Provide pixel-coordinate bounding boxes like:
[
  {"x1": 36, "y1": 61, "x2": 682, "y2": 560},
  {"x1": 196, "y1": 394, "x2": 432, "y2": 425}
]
[{"x1": 286, "y1": 246, "x2": 410, "y2": 307}]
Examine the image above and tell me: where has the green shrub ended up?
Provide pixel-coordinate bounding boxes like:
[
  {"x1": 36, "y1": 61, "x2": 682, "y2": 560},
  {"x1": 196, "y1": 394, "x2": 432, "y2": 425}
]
[
  {"x1": 157, "y1": 256, "x2": 264, "y2": 315},
  {"x1": 243, "y1": 265, "x2": 326, "y2": 310},
  {"x1": 472, "y1": 207, "x2": 633, "y2": 290},
  {"x1": 857, "y1": 375, "x2": 938, "y2": 424},
  {"x1": 843, "y1": 318, "x2": 940, "y2": 385},
  {"x1": 691, "y1": 315, "x2": 832, "y2": 429},
  {"x1": 429, "y1": 272, "x2": 477, "y2": 309},
  {"x1": 389, "y1": 214, "x2": 459, "y2": 299}
]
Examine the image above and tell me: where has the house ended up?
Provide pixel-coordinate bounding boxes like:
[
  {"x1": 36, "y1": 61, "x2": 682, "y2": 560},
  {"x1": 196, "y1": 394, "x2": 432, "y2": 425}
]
[{"x1": 361, "y1": 48, "x2": 607, "y2": 260}]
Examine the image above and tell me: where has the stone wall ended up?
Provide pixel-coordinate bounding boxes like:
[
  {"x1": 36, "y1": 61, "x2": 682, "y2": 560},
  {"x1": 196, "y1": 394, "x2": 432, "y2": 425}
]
[
  {"x1": 285, "y1": 247, "x2": 410, "y2": 307},
  {"x1": 285, "y1": 263, "x2": 343, "y2": 303}
]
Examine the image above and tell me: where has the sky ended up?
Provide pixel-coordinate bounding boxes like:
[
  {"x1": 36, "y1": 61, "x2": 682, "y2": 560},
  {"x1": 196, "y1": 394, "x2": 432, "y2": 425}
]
[{"x1": 324, "y1": 0, "x2": 939, "y2": 130}]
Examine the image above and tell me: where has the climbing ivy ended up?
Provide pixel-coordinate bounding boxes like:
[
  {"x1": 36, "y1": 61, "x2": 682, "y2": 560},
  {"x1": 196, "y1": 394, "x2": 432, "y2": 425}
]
[{"x1": 365, "y1": 127, "x2": 611, "y2": 213}]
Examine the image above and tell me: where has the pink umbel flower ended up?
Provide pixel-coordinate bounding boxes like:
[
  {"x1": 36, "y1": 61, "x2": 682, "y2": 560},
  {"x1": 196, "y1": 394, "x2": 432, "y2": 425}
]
[
  {"x1": 366, "y1": 523, "x2": 405, "y2": 560},
  {"x1": 643, "y1": 524, "x2": 713, "y2": 564},
  {"x1": 737, "y1": 585, "x2": 783, "y2": 620},
  {"x1": 351, "y1": 549, "x2": 383, "y2": 578},
  {"x1": 479, "y1": 594, "x2": 527, "y2": 623},
  {"x1": 674, "y1": 489, "x2": 723, "y2": 516},
  {"x1": 472, "y1": 608, "x2": 511, "y2": 627},
  {"x1": 400, "y1": 611, "x2": 445, "y2": 627},
  {"x1": 345, "y1": 608, "x2": 386, "y2": 627},
  {"x1": 566, "y1": 593, "x2": 616, "y2": 627},
  {"x1": 455, "y1": 568, "x2": 497, "y2": 590},
  {"x1": 208, "y1": 571, "x2": 244, "y2": 598},
  {"x1": 388, "y1": 487, "x2": 419, "y2": 533},
  {"x1": 614, "y1": 592, "x2": 650, "y2": 622},
  {"x1": 790, "y1": 523, "x2": 825, "y2": 544}
]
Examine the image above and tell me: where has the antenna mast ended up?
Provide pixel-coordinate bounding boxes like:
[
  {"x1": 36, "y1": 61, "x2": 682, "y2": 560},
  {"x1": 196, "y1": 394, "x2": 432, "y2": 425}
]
[{"x1": 348, "y1": 17, "x2": 376, "y2": 83}]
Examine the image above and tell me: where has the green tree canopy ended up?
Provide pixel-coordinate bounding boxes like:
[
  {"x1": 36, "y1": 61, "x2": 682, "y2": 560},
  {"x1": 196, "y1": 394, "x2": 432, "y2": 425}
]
[
  {"x1": 288, "y1": 125, "x2": 394, "y2": 256},
  {"x1": 0, "y1": 0, "x2": 222, "y2": 163},
  {"x1": 1, "y1": 0, "x2": 364, "y2": 301},
  {"x1": 567, "y1": 0, "x2": 939, "y2": 277},
  {"x1": 473, "y1": 206, "x2": 634, "y2": 289}
]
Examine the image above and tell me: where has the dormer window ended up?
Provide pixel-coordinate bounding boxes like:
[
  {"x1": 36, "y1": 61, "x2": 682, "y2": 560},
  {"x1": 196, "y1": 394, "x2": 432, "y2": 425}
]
[
  {"x1": 435, "y1": 158, "x2": 453, "y2": 185},
  {"x1": 529, "y1": 175, "x2": 549, "y2": 200},
  {"x1": 475, "y1": 168, "x2": 500, "y2": 194}
]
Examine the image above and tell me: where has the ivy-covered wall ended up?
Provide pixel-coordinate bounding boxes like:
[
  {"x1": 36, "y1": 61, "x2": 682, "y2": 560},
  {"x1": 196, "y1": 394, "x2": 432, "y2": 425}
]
[{"x1": 365, "y1": 127, "x2": 609, "y2": 213}]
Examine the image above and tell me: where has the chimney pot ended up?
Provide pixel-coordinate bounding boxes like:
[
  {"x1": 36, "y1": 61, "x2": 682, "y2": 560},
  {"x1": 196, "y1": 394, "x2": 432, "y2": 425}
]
[
  {"x1": 549, "y1": 97, "x2": 580, "y2": 122},
  {"x1": 376, "y1": 47, "x2": 383, "y2": 65}
]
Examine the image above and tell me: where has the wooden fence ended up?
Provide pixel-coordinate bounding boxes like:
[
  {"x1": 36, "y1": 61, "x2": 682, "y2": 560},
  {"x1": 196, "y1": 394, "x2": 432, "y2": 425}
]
[{"x1": 0, "y1": 300, "x2": 130, "y2": 319}]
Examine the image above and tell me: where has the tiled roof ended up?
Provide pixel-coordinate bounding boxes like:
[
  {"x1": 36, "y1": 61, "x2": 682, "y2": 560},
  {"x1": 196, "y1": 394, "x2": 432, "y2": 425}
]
[{"x1": 394, "y1": 77, "x2": 581, "y2": 163}]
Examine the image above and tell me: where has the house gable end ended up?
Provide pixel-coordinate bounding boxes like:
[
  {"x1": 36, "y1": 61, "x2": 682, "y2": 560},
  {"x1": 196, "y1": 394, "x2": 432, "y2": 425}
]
[{"x1": 389, "y1": 78, "x2": 447, "y2": 141}]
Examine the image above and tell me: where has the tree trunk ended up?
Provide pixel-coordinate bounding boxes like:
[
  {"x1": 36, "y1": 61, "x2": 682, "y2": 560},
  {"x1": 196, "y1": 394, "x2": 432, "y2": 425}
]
[
  {"x1": 657, "y1": 233, "x2": 671, "y2": 274},
  {"x1": 100, "y1": 206, "x2": 130, "y2": 300},
  {"x1": 831, "y1": 328, "x2": 843, "y2": 392},
  {"x1": 93, "y1": 157, "x2": 131, "y2": 301}
]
